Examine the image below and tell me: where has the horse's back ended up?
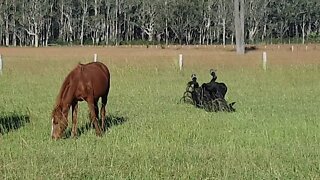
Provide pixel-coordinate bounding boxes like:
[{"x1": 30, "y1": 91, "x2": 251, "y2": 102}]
[
  {"x1": 201, "y1": 81, "x2": 228, "y2": 99},
  {"x1": 79, "y1": 62, "x2": 110, "y2": 76},
  {"x1": 76, "y1": 62, "x2": 110, "y2": 98},
  {"x1": 87, "y1": 62, "x2": 110, "y2": 76}
]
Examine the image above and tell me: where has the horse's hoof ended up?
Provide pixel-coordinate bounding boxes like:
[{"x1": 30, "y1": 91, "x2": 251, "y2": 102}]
[
  {"x1": 96, "y1": 132, "x2": 103, "y2": 137},
  {"x1": 71, "y1": 134, "x2": 78, "y2": 139}
]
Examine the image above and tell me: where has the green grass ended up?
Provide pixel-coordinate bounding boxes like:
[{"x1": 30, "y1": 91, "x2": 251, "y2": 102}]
[{"x1": 0, "y1": 54, "x2": 320, "y2": 179}]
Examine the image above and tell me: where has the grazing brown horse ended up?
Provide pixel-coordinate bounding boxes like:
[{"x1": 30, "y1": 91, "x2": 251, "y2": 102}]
[{"x1": 51, "y1": 62, "x2": 110, "y2": 140}]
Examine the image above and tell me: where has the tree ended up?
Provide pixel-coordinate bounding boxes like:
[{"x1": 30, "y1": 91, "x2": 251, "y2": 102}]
[
  {"x1": 1, "y1": 0, "x2": 320, "y2": 47},
  {"x1": 234, "y1": 0, "x2": 245, "y2": 54}
]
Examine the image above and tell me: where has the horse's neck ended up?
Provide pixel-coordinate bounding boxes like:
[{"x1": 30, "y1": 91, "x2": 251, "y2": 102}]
[{"x1": 57, "y1": 80, "x2": 76, "y2": 111}]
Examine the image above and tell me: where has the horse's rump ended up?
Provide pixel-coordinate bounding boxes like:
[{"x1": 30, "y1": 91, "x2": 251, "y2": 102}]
[{"x1": 77, "y1": 62, "x2": 110, "y2": 99}]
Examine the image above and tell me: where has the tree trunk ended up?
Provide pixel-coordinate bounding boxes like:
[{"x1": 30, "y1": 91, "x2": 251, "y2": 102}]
[
  {"x1": 0, "y1": 26, "x2": 2, "y2": 46},
  {"x1": 81, "y1": 14, "x2": 85, "y2": 46},
  {"x1": 5, "y1": 15, "x2": 9, "y2": 46},
  {"x1": 35, "y1": 22, "x2": 39, "y2": 47},
  {"x1": 115, "y1": 0, "x2": 119, "y2": 46},
  {"x1": 94, "y1": 0, "x2": 99, "y2": 45},
  {"x1": 295, "y1": 22, "x2": 299, "y2": 39},
  {"x1": 235, "y1": 0, "x2": 241, "y2": 50},
  {"x1": 12, "y1": 0, "x2": 17, "y2": 46},
  {"x1": 199, "y1": 27, "x2": 202, "y2": 45},
  {"x1": 59, "y1": 0, "x2": 64, "y2": 40},
  {"x1": 262, "y1": 23, "x2": 266, "y2": 42},
  {"x1": 165, "y1": 0, "x2": 169, "y2": 45},
  {"x1": 240, "y1": 0, "x2": 245, "y2": 50},
  {"x1": 306, "y1": 19, "x2": 312, "y2": 42},
  {"x1": 234, "y1": 0, "x2": 245, "y2": 54},
  {"x1": 105, "y1": 4, "x2": 110, "y2": 45},
  {"x1": 222, "y1": 18, "x2": 226, "y2": 46},
  {"x1": 80, "y1": 0, "x2": 88, "y2": 46},
  {"x1": 302, "y1": 14, "x2": 305, "y2": 44}
]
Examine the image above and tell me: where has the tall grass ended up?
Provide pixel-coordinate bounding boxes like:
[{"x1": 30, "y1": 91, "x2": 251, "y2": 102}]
[{"x1": 0, "y1": 47, "x2": 320, "y2": 179}]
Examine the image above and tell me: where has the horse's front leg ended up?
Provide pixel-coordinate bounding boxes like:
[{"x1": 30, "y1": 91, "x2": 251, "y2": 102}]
[
  {"x1": 71, "y1": 101, "x2": 78, "y2": 138},
  {"x1": 87, "y1": 98, "x2": 102, "y2": 137}
]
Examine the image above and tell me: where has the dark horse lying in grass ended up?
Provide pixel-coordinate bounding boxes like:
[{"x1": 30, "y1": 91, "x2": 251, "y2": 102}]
[
  {"x1": 201, "y1": 69, "x2": 228, "y2": 100},
  {"x1": 51, "y1": 62, "x2": 110, "y2": 140},
  {"x1": 181, "y1": 70, "x2": 235, "y2": 112}
]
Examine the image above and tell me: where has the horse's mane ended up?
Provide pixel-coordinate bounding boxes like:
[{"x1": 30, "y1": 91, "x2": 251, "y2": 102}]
[
  {"x1": 54, "y1": 75, "x2": 71, "y2": 108},
  {"x1": 51, "y1": 71, "x2": 72, "y2": 118},
  {"x1": 54, "y1": 64, "x2": 83, "y2": 108}
]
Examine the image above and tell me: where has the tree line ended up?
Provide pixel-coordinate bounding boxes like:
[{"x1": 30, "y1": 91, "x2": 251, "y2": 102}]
[{"x1": 1, "y1": 0, "x2": 320, "y2": 47}]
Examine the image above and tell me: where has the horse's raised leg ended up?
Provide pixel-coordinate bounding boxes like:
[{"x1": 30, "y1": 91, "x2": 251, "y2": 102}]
[
  {"x1": 71, "y1": 101, "x2": 78, "y2": 138},
  {"x1": 87, "y1": 98, "x2": 102, "y2": 137},
  {"x1": 100, "y1": 96, "x2": 108, "y2": 131}
]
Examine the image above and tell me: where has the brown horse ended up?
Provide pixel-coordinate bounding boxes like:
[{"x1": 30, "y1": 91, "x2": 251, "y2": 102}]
[{"x1": 51, "y1": 62, "x2": 110, "y2": 140}]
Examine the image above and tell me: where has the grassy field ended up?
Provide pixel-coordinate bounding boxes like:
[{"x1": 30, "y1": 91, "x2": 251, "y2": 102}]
[{"x1": 0, "y1": 45, "x2": 320, "y2": 179}]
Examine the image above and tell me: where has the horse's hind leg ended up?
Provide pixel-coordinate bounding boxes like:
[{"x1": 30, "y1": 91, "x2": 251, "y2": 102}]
[
  {"x1": 71, "y1": 101, "x2": 79, "y2": 138},
  {"x1": 87, "y1": 98, "x2": 102, "y2": 137},
  {"x1": 94, "y1": 100, "x2": 99, "y2": 120},
  {"x1": 100, "y1": 95, "x2": 108, "y2": 132}
]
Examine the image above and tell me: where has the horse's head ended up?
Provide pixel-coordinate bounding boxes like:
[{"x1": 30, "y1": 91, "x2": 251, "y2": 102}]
[
  {"x1": 191, "y1": 74, "x2": 197, "y2": 81},
  {"x1": 51, "y1": 106, "x2": 68, "y2": 140},
  {"x1": 210, "y1": 69, "x2": 217, "y2": 81}
]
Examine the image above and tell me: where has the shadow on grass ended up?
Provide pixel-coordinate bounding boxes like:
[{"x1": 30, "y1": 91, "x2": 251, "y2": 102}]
[
  {"x1": 228, "y1": 45, "x2": 258, "y2": 52},
  {"x1": 65, "y1": 114, "x2": 128, "y2": 138},
  {"x1": 0, "y1": 113, "x2": 30, "y2": 135}
]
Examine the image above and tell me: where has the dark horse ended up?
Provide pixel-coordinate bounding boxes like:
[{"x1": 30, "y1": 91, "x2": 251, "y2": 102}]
[{"x1": 51, "y1": 62, "x2": 110, "y2": 140}]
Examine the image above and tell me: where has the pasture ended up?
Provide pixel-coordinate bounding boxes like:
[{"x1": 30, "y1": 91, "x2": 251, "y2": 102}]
[{"x1": 0, "y1": 45, "x2": 320, "y2": 179}]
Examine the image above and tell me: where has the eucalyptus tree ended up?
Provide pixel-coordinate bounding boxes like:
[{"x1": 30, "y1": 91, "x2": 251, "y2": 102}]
[
  {"x1": 126, "y1": 0, "x2": 161, "y2": 43},
  {"x1": 56, "y1": 0, "x2": 76, "y2": 44},
  {"x1": 0, "y1": 2, "x2": 3, "y2": 45},
  {"x1": 79, "y1": 0, "x2": 88, "y2": 45},
  {"x1": 213, "y1": 0, "x2": 233, "y2": 45},
  {"x1": 163, "y1": 0, "x2": 171, "y2": 45},
  {"x1": 87, "y1": 0, "x2": 104, "y2": 45},
  {"x1": 151, "y1": 0, "x2": 175, "y2": 45},
  {"x1": 10, "y1": 0, "x2": 17, "y2": 46},
  {"x1": 245, "y1": 0, "x2": 270, "y2": 43},
  {"x1": 43, "y1": 0, "x2": 54, "y2": 46},
  {"x1": 291, "y1": 0, "x2": 318, "y2": 44},
  {"x1": 120, "y1": 0, "x2": 136, "y2": 42},
  {"x1": 198, "y1": 0, "x2": 214, "y2": 45},
  {"x1": 1, "y1": 0, "x2": 320, "y2": 46},
  {"x1": 101, "y1": 0, "x2": 114, "y2": 45},
  {"x1": 234, "y1": 0, "x2": 245, "y2": 54},
  {"x1": 13, "y1": 0, "x2": 27, "y2": 46},
  {"x1": 268, "y1": 0, "x2": 292, "y2": 42},
  {"x1": 0, "y1": 0, "x2": 17, "y2": 46},
  {"x1": 308, "y1": 0, "x2": 320, "y2": 39},
  {"x1": 169, "y1": 0, "x2": 202, "y2": 44},
  {"x1": 0, "y1": 0, "x2": 9, "y2": 46},
  {"x1": 17, "y1": 0, "x2": 53, "y2": 47}
]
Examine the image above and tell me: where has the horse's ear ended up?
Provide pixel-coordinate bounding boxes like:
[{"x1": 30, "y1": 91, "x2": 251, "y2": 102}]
[{"x1": 229, "y1": 102, "x2": 236, "y2": 112}]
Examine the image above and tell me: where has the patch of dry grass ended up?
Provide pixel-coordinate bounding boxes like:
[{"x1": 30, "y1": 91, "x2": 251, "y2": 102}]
[{"x1": 1, "y1": 44, "x2": 319, "y2": 71}]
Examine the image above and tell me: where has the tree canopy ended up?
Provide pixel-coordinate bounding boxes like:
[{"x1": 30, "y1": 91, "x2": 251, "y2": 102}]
[{"x1": 0, "y1": 0, "x2": 320, "y2": 47}]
